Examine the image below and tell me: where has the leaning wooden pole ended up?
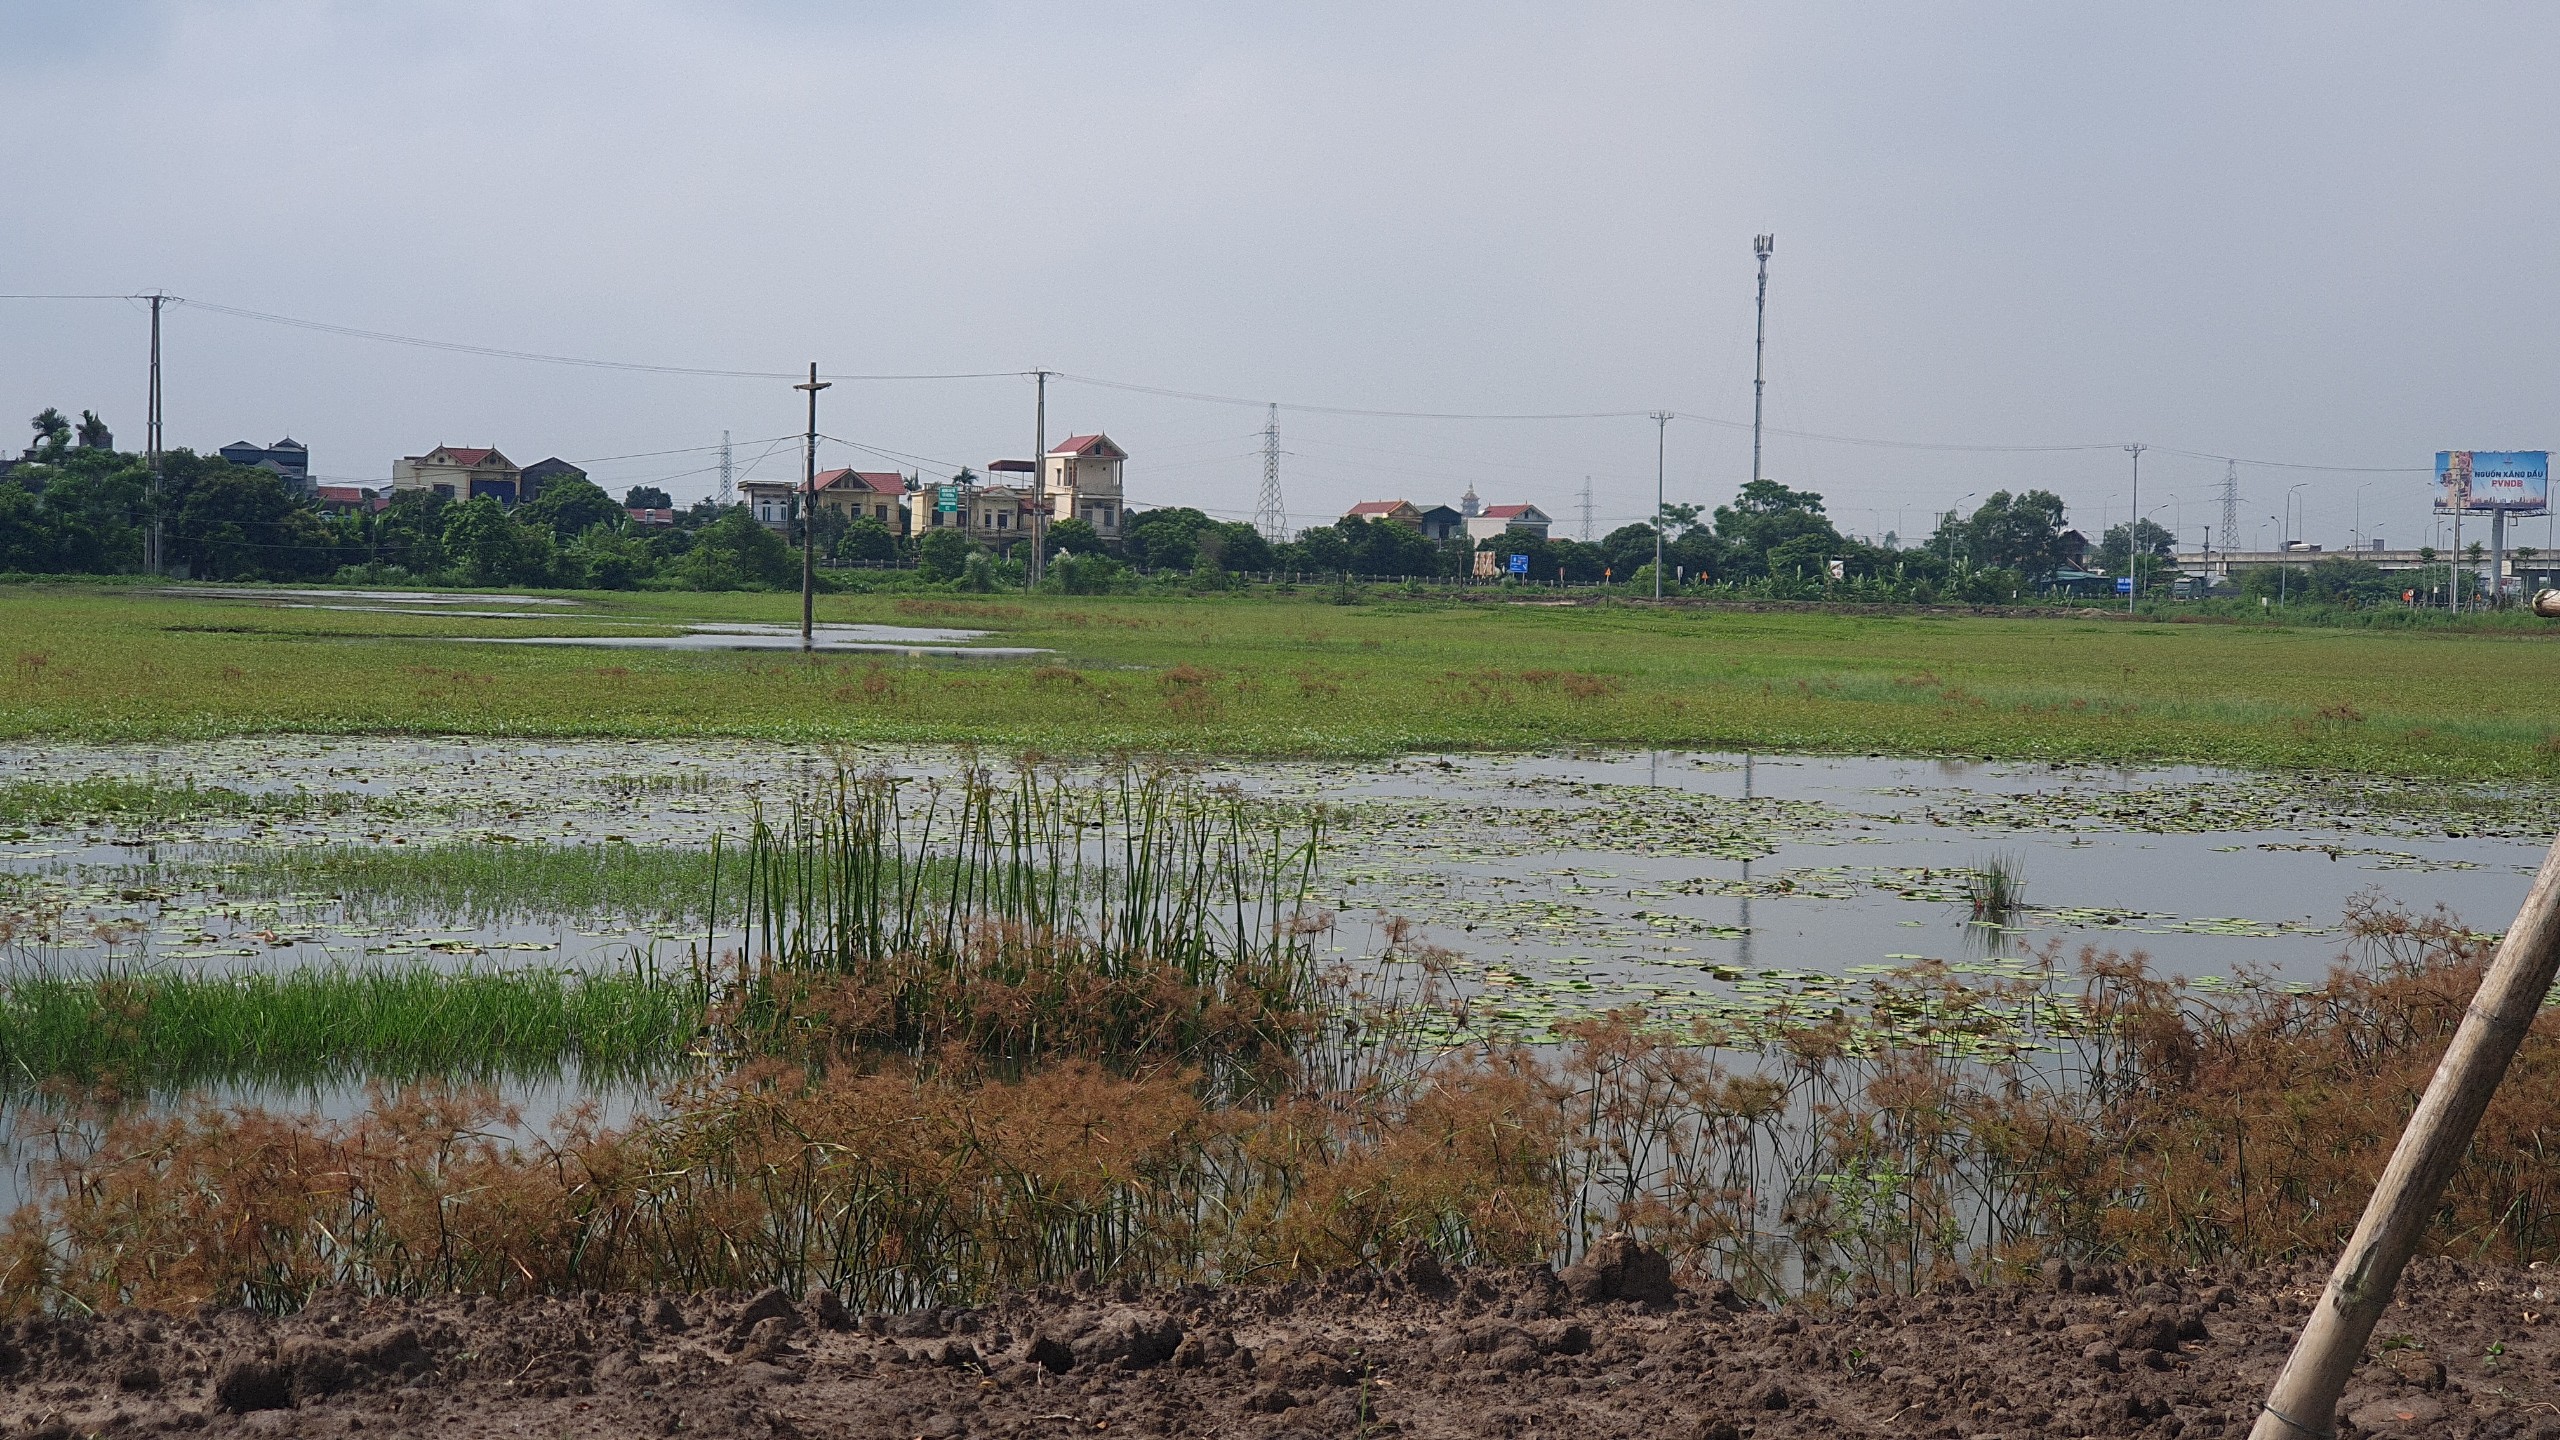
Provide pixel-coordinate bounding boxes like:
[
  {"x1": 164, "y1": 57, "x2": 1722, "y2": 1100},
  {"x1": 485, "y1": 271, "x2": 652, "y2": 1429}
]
[{"x1": 2249, "y1": 832, "x2": 2560, "y2": 1438}]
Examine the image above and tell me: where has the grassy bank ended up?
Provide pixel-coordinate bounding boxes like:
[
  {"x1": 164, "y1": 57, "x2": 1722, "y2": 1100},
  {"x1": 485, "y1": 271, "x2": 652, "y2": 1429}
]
[
  {"x1": 0, "y1": 963, "x2": 700, "y2": 1094},
  {"x1": 5, "y1": 582, "x2": 2560, "y2": 775}
]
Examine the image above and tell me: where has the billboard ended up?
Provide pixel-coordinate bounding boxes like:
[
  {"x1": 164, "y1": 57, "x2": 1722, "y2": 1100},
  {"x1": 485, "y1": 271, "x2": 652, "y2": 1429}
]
[{"x1": 2436, "y1": 451, "x2": 2550, "y2": 514}]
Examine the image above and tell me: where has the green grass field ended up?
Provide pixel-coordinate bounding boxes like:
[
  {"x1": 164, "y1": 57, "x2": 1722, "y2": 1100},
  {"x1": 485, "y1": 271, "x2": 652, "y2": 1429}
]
[{"x1": 5, "y1": 581, "x2": 2559, "y2": 776}]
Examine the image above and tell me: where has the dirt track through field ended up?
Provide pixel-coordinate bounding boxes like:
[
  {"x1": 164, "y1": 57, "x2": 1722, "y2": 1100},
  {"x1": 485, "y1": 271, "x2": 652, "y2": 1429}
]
[{"x1": 6, "y1": 1251, "x2": 2558, "y2": 1439}]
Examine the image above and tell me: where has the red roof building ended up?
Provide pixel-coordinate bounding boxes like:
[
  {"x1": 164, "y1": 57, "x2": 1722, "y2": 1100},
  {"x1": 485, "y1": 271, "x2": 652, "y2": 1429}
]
[{"x1": 1344, "y1": 499, "x2": 1425, "y2": 527}]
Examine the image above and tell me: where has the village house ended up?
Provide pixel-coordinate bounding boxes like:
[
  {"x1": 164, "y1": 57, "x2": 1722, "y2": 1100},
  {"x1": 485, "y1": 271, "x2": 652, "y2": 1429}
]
[
  {"x1": 809, "y1": 469, "x2": 910, "y2": 533},
  {"x1": 1464, "y1": 502, "x2": 1552, "y2": 544},
  {"x1": 740, "y1": 478, "x2": 799, "y2": 530},
  {"x1": 1415, "y1": 504, "x2": 1465, "y2": 542},
  {"x1": 218, "y1": 438, "x2": 311, "y2": 491},
  {"x1": 908, "y1": 474, "x2": 1037, "y2": 544},
  {"x1": 1043, "y1": 434, "x2": 1126, "y2": 541},
  {"x1": 1466, "y1": 502, "x2": 1555, "y2": 577},
  {"x1": 1343, "y1": 499, "x2": 1424, "y2": 528},
  {"x1": 393, "y1": 446, "x2": 522, "y2": 503}
]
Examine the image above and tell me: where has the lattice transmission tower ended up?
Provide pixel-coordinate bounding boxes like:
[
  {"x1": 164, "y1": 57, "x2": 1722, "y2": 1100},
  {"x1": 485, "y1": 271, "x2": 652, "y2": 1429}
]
[
  {"x1": 1253, "y1": 403, "x2": 1288, "y2": 542},
  {"x1": 1578, "y1": 475, "x2": 1594, "y2": 540},
  {"x1": 717, "y1": 430, "x2": 734, "y2": 506},
  {"x1": 2218, "y1": 460, "x2": 2239, "y2": 551}
]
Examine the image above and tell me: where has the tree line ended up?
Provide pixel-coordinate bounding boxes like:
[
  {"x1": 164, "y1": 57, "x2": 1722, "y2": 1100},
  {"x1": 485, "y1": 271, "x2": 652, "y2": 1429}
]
[{"x1": 9, "y1": 407, "x2": 2445, "y2": 606}]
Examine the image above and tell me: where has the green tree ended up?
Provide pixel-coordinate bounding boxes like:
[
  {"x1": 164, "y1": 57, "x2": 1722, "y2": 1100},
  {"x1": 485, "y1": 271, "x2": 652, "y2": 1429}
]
[
  {"x1": 1342, "y1": 515, "x2": 1439, "y2": 576},
  {"x1": 837, "y1": 516, "x2": 899, "y2": 565},
  {"x1": 561, "y1": 524, "x2": 655, "y2": 589},
  {"x1": 2095, "y1": 518, "x2": 2176, "y2": 571},
  {"x1": 1713, "y1": 478, "x2": 1840, "y2": 581},
  {"x1": 441, "y1": 496, "x2": 546, "y2": 586},
  {"x1": 0, "y1": 480, "x2": 64, "y2": 570},
  {"x1": 675, "y1": 508, "x2": 796, "y2": 589},
  {"x1": 1962, "y1": 490, "x2": 2072, "y2": 574},
  {"x1": 1122, "y1": 507, "x2": 1215, "y2": 570},
  {"x1": 75, "y1": 410, "x2": 111, "y2": 449},
  {"x1": 521, "y1": 475, "x2": 623, "y2": 540},
  {"x1": 1046, "y1": 517, "x2": 1105, "y2": 556},
  {"x1": 371, "y1": 490, "x2": 450, "y2": 574},
  {"x1": 170, "y1": 463, "x2": 349, "y2": 580},
  {"x1": 1044, "y1": 550, "x2": 1128, "y2": 594},
  {"x1": 914, "y1": 527, "x2": 972, "y2": 582},
  {"x1": 28, "y1": 408, "x2": 70, "y2": 455},
  {"x1": 1599, "y1": 522, "x2": 1661, "y2": 582},
  {"x1": 18, "y1": 446, "x2": 152, "y2": 571},
  {"x1": 623, "y1": 485, "x2": 673, "y2": 510}
]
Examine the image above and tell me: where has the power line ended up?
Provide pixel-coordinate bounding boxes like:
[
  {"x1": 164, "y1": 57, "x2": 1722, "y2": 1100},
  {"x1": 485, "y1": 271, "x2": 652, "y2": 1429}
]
[
  {"x1": 175, "y1": 298, "x2": 1029, "y2": 384},
  {"x1": 572, "y1": 433, "x2": 797, "y2": 465},
  {"x1": 1053, "y1": 371, "x2": 1653, "y2": 422},
  {"x1": 6, "y1": 291, "x2": 2449, "y2": 478}
]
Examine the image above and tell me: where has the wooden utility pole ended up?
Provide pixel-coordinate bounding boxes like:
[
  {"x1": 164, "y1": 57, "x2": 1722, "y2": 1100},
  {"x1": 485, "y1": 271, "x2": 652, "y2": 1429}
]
[
  {"x1": 795, "y1": 363, "x2": 830, "y2": 649},
  {"x1": 2249, "y1": 832, "x2": 2560, "y2": 1438}
]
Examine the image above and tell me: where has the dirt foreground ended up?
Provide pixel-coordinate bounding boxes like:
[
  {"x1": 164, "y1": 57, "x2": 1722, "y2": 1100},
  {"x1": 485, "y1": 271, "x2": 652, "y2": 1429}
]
[{"x1": 7, "y1": 1247, "x2": 2560, "y2": 1439}]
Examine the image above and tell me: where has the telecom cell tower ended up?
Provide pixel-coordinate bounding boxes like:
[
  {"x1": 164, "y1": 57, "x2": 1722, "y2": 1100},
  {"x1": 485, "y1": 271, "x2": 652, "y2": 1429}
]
[
  {"x1": 1253, "y1": 403, "x2": 1288, "y2": 542},
  {"x1": 718, "y1": 430, "x2": 734, "y2": 506},
  {"x1": 2219, "y1": 460, "x2": 2239, "y2": 552}
]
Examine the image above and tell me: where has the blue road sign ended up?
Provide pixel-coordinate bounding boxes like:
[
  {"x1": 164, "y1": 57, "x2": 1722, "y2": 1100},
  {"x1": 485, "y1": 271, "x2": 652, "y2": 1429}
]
[
  {"x1": 1507, "y1": 553, "x2": 1529, "y2": 575},
  {"x1": 2115, "y1": 576, "x2": 2134, "y2": 595}
]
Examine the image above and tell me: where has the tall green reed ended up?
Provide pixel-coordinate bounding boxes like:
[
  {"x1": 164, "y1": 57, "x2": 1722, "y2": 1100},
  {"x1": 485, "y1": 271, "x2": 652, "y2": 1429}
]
[{"x1": 734, "y1": 764, "x2": 1326, "y2": 1066}]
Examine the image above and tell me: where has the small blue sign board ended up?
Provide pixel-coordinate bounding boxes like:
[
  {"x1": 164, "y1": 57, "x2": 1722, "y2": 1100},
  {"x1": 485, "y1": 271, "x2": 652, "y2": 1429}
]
[
  {"x1": 1507, "y1": 553, "x2": 1529, "y2": 575},
  {"x1": 2115, "y1": 576, "x2": 2134, "y2": 595}
]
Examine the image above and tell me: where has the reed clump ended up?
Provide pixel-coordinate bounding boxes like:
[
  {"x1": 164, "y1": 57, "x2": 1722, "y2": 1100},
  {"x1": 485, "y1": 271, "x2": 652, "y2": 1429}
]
[
  {"x1": 728, "y1": 764, "x2": 1325, "y2": 1070},
  {"x1": 1960, "y1": 853, "x2": 2026, "y2": 922}
]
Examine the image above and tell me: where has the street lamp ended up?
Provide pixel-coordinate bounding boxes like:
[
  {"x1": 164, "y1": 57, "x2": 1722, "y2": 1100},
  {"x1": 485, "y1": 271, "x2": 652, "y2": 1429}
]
[{"x1": 1941, "y1": 493, "x2": 1975, "y2": 566}]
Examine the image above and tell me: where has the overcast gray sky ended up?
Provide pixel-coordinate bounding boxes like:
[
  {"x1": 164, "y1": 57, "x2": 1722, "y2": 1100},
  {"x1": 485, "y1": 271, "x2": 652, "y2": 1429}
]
[{"x1": 7, "y1": 1, "x2": 2557, "y2": 553}]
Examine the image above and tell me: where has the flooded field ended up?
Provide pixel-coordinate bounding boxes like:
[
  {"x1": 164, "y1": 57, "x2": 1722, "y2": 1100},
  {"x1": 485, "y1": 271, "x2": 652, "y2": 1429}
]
[
  {"x1": 6, "y1": 736, "x2": 2555, "y2": 1301},
  {"x1": 6, "y1": 738, "x2": 2547, "y2": 1023}
]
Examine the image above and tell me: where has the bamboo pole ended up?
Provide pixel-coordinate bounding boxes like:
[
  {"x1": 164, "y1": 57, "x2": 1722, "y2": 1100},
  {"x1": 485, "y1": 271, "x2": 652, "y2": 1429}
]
[{"x1": 2250, "y1": 832, "x2": 2560, "y2": 1438}]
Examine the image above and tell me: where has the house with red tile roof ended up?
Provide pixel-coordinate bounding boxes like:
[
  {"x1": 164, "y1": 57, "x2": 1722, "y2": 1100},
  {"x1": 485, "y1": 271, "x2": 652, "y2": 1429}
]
[
  {"x1": 1042, "y1": 433, "x2": 1126, "y2": 541},
  {"x1": 1464, "y1": 502, "x2": 1552, "y2": 544},
  {"x1": 392, "y1": 445, "x2": 523, "y2": 503},
  {"x1": 812, "y1": 469, "x2": 911, "y2": 533},
  {"x1": 1343, "y1": 499, "x2": 1425, "y2": 527},
  {"x1": 742, "y1": 469, "x2": 913, "y2": 535}
]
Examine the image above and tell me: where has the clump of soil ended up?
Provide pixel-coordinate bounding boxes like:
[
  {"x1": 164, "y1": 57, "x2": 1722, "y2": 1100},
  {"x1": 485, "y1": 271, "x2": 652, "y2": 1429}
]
[{"x1": 4, "y1": 1253, "x2": 2557, "y2": 1438}]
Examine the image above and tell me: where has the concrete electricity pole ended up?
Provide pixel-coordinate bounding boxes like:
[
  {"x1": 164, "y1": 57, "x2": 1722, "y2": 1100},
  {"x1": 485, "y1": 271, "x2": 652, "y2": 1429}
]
[
  {"x1": 795, "y1": 363, "x2": 830, "y2": 649},
  {"x1": 1030, "y1": 369, "x2": 1050, "y2": 588},
  {"x1": 2124, "y1": 443, "x2": 2145, "y2": 613},
  {"x1": 1652, "y1": 412, "x2": 1672, "y2": 600},
  {"x1": 146, "y1": 292, "x2": 164, "y2": 574}
]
